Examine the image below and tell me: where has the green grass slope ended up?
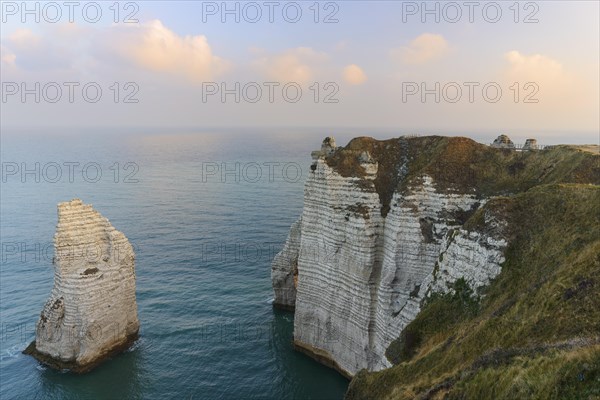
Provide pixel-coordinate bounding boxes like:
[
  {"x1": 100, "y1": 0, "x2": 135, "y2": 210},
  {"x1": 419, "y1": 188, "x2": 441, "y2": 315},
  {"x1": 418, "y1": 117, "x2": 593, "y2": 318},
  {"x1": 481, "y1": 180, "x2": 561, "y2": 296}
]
[{"x1": 346, "y1": 184, "x2": 600, "y2": 399}]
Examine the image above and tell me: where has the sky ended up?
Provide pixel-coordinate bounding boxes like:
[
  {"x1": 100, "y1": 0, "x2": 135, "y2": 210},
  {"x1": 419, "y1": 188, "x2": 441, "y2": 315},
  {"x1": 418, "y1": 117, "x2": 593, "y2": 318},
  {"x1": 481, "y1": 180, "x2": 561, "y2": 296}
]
[{"x1": 1, "y1": 1, "x2": 599, "y2": 143}]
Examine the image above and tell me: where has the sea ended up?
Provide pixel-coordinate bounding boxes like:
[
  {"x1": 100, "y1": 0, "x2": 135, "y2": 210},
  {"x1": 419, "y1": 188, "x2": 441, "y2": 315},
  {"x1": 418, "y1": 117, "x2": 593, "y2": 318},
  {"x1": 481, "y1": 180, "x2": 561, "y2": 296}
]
[
  {"x1": 1, "y1": 127, "x2": 591, "y2": 399},
  {"x1": 0, "y1": 128, "x2": 358, "y2": 400}
]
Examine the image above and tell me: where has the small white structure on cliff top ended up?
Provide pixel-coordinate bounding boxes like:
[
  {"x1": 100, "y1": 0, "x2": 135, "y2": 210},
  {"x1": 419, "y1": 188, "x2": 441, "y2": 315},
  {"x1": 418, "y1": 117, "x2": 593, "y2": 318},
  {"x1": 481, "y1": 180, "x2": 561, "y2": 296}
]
[
  {"x1": 491, "y1": 135, "x2": 542, "y2": 151},
  {"x1": 523, "y1": 138, "x2": 538, "y2": 150},
  {"x1": 491, "y1": 134, "x2": 515, "y2": 149},
  {"x1": 312, "y1": 136, "x2": 337, "y2": 159}
]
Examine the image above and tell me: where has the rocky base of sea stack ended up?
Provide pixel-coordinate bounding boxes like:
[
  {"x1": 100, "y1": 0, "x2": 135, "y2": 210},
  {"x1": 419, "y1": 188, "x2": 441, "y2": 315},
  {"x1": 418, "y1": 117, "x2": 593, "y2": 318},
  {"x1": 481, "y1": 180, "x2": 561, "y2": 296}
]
[{"x1": 23, "y1": 331, "x2": 139, "y2": 373}]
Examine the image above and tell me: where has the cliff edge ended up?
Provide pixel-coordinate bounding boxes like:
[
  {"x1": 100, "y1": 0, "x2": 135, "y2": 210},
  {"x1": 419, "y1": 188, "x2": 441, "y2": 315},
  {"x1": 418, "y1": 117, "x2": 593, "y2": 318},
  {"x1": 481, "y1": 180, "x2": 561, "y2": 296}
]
[{"x1": 272, "y1": 135, "x2": 600, "y2": 397}]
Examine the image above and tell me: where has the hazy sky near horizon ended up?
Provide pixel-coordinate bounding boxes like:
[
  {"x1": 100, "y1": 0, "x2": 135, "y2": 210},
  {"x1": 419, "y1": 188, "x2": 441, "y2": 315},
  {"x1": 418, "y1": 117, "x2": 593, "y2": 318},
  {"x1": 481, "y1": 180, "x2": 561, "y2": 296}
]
[{"x1": 1, "y1": 1, "x2": 598, "y2": 142}]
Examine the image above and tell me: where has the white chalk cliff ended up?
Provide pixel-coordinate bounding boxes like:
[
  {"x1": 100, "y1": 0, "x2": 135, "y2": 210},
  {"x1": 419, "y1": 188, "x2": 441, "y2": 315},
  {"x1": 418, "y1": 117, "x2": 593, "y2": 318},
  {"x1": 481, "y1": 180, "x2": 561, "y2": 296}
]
[
  {"x1": 273, "y1": 137, "x2": 508, "y2": 377},
  {"x1": 25, "y1": 199, "x2": 139, "y2": 372},
  {"x1": 271, "y1": 218, "x2": 301, "y2": 310}
]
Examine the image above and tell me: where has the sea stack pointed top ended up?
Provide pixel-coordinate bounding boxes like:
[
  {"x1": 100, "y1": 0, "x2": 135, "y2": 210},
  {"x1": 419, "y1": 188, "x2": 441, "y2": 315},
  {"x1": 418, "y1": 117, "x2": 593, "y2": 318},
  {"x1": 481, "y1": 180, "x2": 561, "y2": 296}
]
[{"x1": 24, "y1": 199, "x2": 139, "y2": 373}]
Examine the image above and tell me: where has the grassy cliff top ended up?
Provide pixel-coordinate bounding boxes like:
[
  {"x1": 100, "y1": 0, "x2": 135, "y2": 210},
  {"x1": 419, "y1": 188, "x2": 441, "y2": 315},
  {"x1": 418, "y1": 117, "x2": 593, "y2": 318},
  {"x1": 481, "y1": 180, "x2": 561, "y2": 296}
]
[
  {"x1": 325, "y1": 136, "x2": 600, "y2": 216},
  {"x1": 346, "y1": 183, "x2": 600, "y2": 399}
]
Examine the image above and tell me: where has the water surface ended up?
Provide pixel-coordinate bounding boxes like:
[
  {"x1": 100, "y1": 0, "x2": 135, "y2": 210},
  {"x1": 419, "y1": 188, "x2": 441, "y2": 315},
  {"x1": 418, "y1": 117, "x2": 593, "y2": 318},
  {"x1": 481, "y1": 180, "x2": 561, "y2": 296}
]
[{"x1": 0, "y1": 129, "x2": 351, "y2": 400}]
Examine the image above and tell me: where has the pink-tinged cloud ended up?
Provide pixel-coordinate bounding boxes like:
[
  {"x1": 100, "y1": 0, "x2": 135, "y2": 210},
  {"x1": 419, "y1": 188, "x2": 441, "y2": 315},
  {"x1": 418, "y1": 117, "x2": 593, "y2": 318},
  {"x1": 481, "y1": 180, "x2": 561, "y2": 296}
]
[
  {"x1": 7, "y1": 29, "x2": 41, "y2": 48},
  {"x1": 499, "y1": 50, "x2": 598, "y2": 131},
  {"x1": 252, "y1": 47, "x2": 328, "y2": 84},
  {"x1": 0, "y1": 45, "x2": 16, "y2": 68},
  {"x1": 113, "y1": 20, "x2": 230, "y2": 82},
  {"x1": 343, "y1": 64, "x2": 367, "y2": 85},
  {"x1": 393, "y1": 33, "x2": 449, "y2": 65},
  {"x1": 503, "y1": 51, "x2": 565, "y2": 82}
]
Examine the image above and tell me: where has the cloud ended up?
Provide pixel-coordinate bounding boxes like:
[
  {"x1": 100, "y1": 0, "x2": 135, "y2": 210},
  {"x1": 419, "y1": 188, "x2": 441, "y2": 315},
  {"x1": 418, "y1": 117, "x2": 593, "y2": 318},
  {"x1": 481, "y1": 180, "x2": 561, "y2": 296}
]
[
  {"x1": 112, "y1": 20, "x2": 230, "y2": 82},
  {"x1": 0, "y1": 45, "x2": 16, "y2": 68},
  {"x1": 335, "y1": 41, "x2": 349, "y2": 52},
  {"x1": 7, "y1": 29, "x2": 41, "y2": 48},
  {"x1": 503, "y1": 51, "x2": 566, "y2": 83},
  {"x1": 499, "y1": 50, "x2": 598, "y2": 130},
  {"x1": 0, "y1": 21, "x2": 229, "y2": 83},
  {"x1": 392, "y1": 33, "x2": 449, "y2": 65},
  {"x1": 2, "y1": 27, "x2": 75, "y2": 71},
  {"x1": 252, "y1": 47, "x2": 327, "y2": 84},
  {"x1": 501, "y1": 50, "x2": 577, "y2": 102},
  {"x1": 342, "y1": 64, "x2": 367, "y2": 85},
  {"x1": 4, "y1": 29, "x2": 41, "y2": 66}
]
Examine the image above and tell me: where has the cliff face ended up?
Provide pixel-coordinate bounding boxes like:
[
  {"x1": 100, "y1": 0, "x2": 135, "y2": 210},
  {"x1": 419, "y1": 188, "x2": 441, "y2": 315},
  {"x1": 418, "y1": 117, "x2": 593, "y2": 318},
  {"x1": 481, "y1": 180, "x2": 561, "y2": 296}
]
[
  {"x1": 271, "y1": 218, "x2": 302, "y2": 310},
  {"x1": 25, "y1": 199, "x2": 139, "y2": 373},
  {"x1": 347, "y1": 184, "x2": 600, "y2": 400},
  {"x1": 272, "y1": 136, "x2": 600, "y2": 379}
]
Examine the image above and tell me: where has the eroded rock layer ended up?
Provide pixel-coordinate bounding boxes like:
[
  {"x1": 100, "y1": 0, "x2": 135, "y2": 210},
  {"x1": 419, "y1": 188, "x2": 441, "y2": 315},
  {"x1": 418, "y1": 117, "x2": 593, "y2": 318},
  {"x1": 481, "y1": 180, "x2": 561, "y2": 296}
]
[
  {"x1": 25, "y1": 199, "x2": 139, "y2": 373},
  {"x1": 273, "y1": 136, "x2": 598, "y2": 377},
  {"x1": 271, "y1": 218, "x2": 302, "y2": 310}
]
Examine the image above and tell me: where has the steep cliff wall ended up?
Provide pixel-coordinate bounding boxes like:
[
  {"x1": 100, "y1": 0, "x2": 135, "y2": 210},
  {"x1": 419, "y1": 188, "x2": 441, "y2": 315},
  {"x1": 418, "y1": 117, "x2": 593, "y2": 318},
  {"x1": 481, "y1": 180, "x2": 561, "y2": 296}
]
[
  {"x1": 25, "y1": 199, "x2": 139, "y2": 373},
  {"x1": 273, "y1": 136, "x2": 599, "y2": 378},
  {"x1": 347, "y1": 184, "x2": 600, "y2": 400},
  {"x1": 272, "y1": 217, "x2": 301, "y2": 310}
]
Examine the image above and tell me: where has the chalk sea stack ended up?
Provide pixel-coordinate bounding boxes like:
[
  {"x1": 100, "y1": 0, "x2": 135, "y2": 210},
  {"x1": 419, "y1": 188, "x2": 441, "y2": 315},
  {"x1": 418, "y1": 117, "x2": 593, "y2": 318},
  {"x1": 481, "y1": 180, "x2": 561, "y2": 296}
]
[{"x1": 24, "y1": 199, "x2": 139, "y2": 373}]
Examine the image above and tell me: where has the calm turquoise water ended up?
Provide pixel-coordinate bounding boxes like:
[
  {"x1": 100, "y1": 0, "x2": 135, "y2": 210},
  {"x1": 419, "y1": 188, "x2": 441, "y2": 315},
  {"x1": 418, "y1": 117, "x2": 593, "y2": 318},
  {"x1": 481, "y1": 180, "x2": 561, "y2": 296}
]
[{"x1": 0, "y1": 130, "x2": 353, "y2": 400}]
